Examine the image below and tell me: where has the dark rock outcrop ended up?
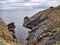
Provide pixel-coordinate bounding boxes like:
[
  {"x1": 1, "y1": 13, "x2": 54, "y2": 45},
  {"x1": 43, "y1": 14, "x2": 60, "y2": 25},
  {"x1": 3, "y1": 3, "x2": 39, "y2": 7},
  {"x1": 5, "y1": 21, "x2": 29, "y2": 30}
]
[
  {"x1": 23, "y1": 5, "x2": 60, "y2": 45},
  {"x1": 7, "y1": 22, "x2": 19, "y2": 43}
]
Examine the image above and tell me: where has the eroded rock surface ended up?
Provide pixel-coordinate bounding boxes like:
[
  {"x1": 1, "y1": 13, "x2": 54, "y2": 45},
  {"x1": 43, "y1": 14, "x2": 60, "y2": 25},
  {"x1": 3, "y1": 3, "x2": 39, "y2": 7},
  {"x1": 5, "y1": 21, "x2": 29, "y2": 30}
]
[
  {"x1": 7, "y1": 22, "x2": 19, "y2": 43},
  {"x1": 23, "y1": 5, "x2": 60, "y2": 45}
]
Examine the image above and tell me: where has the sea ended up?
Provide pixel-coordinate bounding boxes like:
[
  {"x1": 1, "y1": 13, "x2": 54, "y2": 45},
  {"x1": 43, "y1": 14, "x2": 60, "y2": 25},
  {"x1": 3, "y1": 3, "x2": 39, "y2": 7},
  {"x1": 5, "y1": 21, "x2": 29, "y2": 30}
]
[{"x1": 0, "y1": 10, "x2": 39, "y2": 44}]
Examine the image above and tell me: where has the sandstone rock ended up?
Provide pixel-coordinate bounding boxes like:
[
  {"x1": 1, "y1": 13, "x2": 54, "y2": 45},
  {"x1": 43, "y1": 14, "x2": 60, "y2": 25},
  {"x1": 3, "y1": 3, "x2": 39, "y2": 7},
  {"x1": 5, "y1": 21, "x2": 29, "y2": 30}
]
[{"x1": 23, "y1": 5, "x2": 60, "y2": 45}]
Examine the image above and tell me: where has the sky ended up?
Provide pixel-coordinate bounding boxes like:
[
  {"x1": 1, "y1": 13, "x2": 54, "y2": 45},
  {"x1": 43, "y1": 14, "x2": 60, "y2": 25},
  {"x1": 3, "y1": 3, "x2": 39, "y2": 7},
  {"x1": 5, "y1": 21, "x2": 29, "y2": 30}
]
[
  {"x1": 0, "y1": 0, "x2": 60, "y2": 10},
  {"x1": 0, "y1": 0, "x2": 60, "y2": 44}
]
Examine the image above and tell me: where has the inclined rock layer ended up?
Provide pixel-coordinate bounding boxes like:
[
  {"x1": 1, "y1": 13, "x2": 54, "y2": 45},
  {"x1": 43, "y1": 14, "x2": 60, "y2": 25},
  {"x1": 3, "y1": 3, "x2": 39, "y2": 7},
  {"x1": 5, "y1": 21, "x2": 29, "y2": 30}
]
[{"x1": 23, "y1": 5, "x2": 60, "y2": 45}]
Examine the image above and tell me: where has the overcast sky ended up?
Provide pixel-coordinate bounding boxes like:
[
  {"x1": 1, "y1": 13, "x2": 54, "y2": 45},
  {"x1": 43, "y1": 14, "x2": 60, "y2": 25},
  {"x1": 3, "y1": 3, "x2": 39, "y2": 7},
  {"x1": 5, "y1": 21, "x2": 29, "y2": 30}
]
[
  {"x1": 0, "y1": 0, "x2": 60, "y2": 25},
  {"x1": 0, "y1": 0, "x2": 60, "y2": 10}
]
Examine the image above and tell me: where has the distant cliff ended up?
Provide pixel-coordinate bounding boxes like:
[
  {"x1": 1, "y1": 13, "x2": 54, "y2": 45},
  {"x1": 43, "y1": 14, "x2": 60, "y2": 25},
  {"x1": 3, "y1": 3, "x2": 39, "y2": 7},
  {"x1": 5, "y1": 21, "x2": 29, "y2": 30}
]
[
  {"x1": 23, "y1": 5, "x2": 60, "y2": 45},
  {"x1": 0, "y1": 17, "x2": 21, "y2": 45}
]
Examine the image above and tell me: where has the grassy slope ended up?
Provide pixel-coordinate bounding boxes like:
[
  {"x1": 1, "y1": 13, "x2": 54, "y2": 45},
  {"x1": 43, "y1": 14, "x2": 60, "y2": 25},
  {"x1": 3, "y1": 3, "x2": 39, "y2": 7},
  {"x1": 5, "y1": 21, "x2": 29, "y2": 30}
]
[{"x1": 0, "y1": 17, "x2": 21, "y2": 45}]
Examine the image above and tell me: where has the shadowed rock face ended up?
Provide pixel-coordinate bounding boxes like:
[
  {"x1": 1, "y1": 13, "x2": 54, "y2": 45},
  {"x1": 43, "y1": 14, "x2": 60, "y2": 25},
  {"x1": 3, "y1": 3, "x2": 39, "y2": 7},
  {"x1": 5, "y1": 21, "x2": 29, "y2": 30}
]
[
  {"x1": 0, "y1": 17, "x2": 21, "y2": 45},
  {"x1": 7, "y1": 22, "x2": 19, "y2": 43},
  {"x1": 23, "y1": 5, "x2": 60, "y2": 45}
]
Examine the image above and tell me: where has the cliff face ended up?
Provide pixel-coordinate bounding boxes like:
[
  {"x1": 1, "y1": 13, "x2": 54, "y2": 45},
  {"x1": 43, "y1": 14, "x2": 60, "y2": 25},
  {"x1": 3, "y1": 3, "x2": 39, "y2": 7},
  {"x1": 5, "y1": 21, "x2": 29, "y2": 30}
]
[
  {"x1": 23, "y1": 5, "x2": 60, "y2": 45},
  {"x1": 0, "y1": 17, "x2": 21, "y2": 45},
  {"x1": 7, "y1": 22, "x2": 19, "y2": 43}
]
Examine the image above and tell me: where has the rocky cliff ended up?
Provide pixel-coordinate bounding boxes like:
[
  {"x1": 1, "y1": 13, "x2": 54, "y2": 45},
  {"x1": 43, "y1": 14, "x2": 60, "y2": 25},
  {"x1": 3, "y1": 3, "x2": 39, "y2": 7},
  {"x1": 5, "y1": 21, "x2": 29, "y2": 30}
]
[
  {"x1": 23, "y1": 5, "x2": 60, "y2": 45},
  {"x1": 0, "y1": 17, "x2": 21, "y2": 45}
]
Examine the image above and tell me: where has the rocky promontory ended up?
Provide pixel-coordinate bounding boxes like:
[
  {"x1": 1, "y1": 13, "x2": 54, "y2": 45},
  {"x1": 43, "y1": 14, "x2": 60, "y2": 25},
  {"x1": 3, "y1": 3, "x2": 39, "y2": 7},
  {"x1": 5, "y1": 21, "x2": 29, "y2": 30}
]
[{"x1": 23, "y1": 5, "x2": 60, "y2": 45}]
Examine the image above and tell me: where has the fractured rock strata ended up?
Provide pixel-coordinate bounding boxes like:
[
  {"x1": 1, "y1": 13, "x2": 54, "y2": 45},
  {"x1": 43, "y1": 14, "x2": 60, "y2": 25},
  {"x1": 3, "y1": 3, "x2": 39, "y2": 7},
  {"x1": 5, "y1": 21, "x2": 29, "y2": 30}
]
[
  {"x1": 23, "y1": 5, "x2": 60, "y2": 45},
  {"x1": 7, "y1": 22, "x2": 19, "y2": 43}
]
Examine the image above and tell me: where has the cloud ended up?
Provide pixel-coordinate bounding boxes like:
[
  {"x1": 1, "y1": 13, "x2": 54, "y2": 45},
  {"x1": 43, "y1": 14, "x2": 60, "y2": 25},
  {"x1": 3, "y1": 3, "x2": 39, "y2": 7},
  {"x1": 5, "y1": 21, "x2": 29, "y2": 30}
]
[
  {"x1": 7, "y1": 0, "x2": 18, "y2": 3},
  {"x1": 0, "y1": 2, "x2": 42, "y2": 10},
  {"x1": 0, "y1": 0, "x2": 60, "y2": 10},
  {"x1": 0, "y1": 0, "x2": 28, "y2": 3},
  {"x1": 27, "y1": 0, "x2": 47, "y2": 3},
  {"x1": 43, "y1": 0, "x2": 60, "y2": 6}
]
